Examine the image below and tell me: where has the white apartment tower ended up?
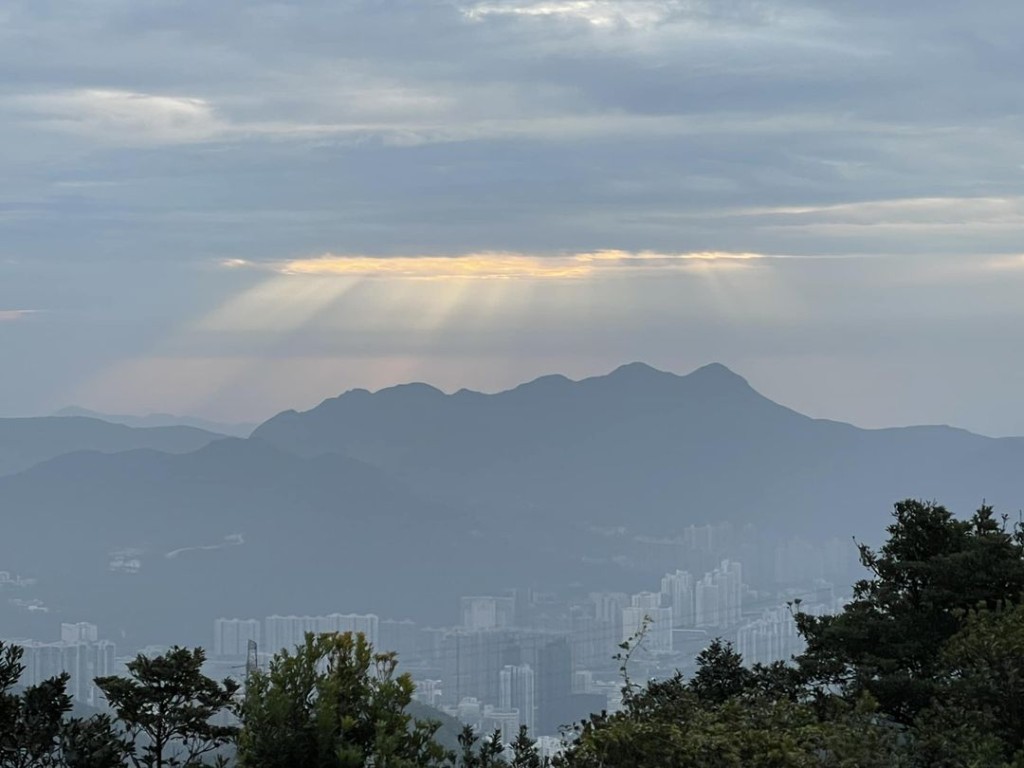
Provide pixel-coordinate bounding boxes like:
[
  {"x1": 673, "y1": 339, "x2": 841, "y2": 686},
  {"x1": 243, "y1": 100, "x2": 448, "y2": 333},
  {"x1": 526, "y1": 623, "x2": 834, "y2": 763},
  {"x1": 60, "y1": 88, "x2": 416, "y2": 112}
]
[
  {"x1": 499, "y1": 663, "x2": 536, "y2": 735},
  {"x1": 213, "y1": 618, "x2": 261, "y2": 657},
  {"x1": 622, "y1": 592, "x2": 673, "y2": 652},
  {"x1": 660, "y1": 570, "x2": 695, "y2": 627}
]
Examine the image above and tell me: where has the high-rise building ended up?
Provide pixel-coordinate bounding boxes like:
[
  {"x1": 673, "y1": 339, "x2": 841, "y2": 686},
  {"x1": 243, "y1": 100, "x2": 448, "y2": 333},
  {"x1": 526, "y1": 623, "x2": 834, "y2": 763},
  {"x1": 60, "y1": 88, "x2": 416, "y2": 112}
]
[
  {"x1": 621, "y1": 605, "x2": 672, "y2": 653},
  {"x1": 316, "y1": 613, "x2": 380, "y2": 646},
  {"x1": 460, "y1": 596, "x2": 516, "y2": 631},
  {"x1": 262, "y1": 613, "x2": 379, "y2": 654},
  {"x1": 379, "y1": 618, "x2": 418, "y2": 660},
  {"x1": 721, "y1": 560, "x2": 743, "y2": 626},
  {"x1": 695, "y1": 560, "x2": 744, "y2": 628},
  {"x1": 213, "y1": 618, "x2": 260, "y2": 658},
  {"x1": 572, "y1": 670, "x2": 594, "y2": 693},
  {"x1": 481, "y1": 705, "x2": 521, "y2": 745},
  {"x1": 441, "y1": 630, "x2": 572, "y2": 736},
  {"x1": 413, "y1": 678, "x2": 443, "y2": 708},
  {"x1": 737, "y1": 606, "x2": 803, "y2": 666},
  {"x1": 499, "y1": 664, "x2": 536, "y2": 735},
  {"x1": 61, "y1": 622, "x2": 98, "y2": 644},
  {"x1": 589, "y1": 592, "x2": 628, "y2": 624},
  {"x1": 630, "y1": 591, "x2": 662, "y2": 611},
  {"x1": 660, "y1": 570, "x2": 695, "y2": 627},
  {"x1": 16, "y1": 633, "x2": 115, "y2": 707}
]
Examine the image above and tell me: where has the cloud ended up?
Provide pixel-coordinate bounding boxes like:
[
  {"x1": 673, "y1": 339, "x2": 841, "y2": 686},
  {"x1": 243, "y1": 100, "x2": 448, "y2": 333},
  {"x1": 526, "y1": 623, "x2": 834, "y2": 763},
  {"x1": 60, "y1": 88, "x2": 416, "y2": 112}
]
[
  {"x1": 985, "y1": 254, "x2": 1024, "y2": 271},
  {"x1": 463, "y1": 1, "x2": 679, "y2": 28},
  {"x1": 273, "y1": 250, "x2": 768, "y2": 280},
  {"x1": 0, "y1": 309, "x2": 38, "y2": 322},
  {"x1": 165, "y1": 533, "x2": 244, "y2": 559},
  {"x1": 12, "y1": 89, "x2": 226, "y2": 145},
  {"x1": 5, "y1": 0, "x2": 1024, "y2": 436}
]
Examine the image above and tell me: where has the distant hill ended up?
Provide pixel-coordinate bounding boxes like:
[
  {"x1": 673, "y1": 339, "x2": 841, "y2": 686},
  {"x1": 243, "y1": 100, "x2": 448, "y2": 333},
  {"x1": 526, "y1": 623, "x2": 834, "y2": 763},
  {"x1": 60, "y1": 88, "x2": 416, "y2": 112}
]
[
  {"x1": 3, "y1": 363, "x2": 1024, "y2": 646},
  {"x1": 253, "y1": 362, "x2": 1024, "y2": 536},
  {"x1": 407, "y1": 701, "x2": 465, "y2": 751},
  {"x1": 0, "y1": 416, "x2": 224, "y2": 477},
  {"x1": 54, "y1": 407, "x2": 256, "y2": 438},
  {"x1": 0, "y1": 439, "x2": 497, "y2": 644}
]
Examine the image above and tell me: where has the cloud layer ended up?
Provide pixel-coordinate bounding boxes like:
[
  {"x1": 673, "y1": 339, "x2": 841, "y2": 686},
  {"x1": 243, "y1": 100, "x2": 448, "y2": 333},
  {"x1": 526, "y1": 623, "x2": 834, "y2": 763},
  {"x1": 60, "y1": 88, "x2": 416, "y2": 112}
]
[{"x1": 1, "y1": 0, "x2": 1024, "y2": 435}]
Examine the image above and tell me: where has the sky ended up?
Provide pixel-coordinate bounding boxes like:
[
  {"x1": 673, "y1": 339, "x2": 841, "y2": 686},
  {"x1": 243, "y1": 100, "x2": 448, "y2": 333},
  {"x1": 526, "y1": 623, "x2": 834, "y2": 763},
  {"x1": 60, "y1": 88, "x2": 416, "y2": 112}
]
[{"x1": 2, "y1": 0, "x2": 1024, "y2": 435}]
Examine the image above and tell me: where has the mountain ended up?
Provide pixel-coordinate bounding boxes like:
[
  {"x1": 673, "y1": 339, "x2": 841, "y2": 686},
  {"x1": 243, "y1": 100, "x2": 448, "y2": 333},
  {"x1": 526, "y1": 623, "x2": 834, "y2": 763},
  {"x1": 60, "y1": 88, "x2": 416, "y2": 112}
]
[
  {"x1": 53, "y1": 407, "x2": 256, "y2": 438},
  {"x1": 253, "y1": 362, "x2": 1024, "y2": 537},
  {"x1": 4, "y1": 362, "x2": 1024, "y2": 647},
  {"x1": 0, "y1": 416, "x2": 225, "y2": 477},
  {"x1": 0, "y1": 438, "x2": 498, "y2": 644}
]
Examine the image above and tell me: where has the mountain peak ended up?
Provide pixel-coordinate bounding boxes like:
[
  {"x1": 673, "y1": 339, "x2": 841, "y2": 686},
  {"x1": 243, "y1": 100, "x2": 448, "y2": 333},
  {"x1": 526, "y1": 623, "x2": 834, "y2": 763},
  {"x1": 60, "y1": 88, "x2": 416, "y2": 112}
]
[
  {"x1": 608, "y1": 361, "x2": 666, "y2": 378},
  {"x1": 375, "y1": 382, "x2": 445, "y2": 399},
  {"x1": 602, "y1": 361, "x2": 750, "y2": 390},
  {"x1": 600, "y1": 362, "x2": 683, "y2": 387},
  {"x1": 686, "y1": 362, "x2": 749, "y2": 385}
]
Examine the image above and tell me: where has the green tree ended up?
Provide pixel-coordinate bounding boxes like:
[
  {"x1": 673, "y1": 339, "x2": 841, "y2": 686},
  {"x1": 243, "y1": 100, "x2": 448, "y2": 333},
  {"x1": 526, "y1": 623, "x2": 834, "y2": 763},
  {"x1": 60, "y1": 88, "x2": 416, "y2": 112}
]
[
  {"x1": 904, "y1": 602, "x2": 1024, "y2": 765},
  {"x1": 60, "y1": 715, "x2": 132, "y2": 768},
  {"x1": 95, "y1": 646, "x2": 238, "y2": 768},
  {"x1": 796, "y1": 500, "x2": 1024, "y2": 724},
  {"x1": 0, "y1": 641, "x2": 127, "y2": 768},
  {"x1": 508, "y1": 725, "x2": 544, "y2": 768},
  {"x1": 457, "y1": 726, "x2": 506, "y2": 768},
  {"x1": 236, "y1": 631, "x2": 452, "y2": 768},
  {"x1": 689, "y1": 639, "x2": 750, "y2": 706},
  {"x1": 554, "y1": 625, "x2": 907, "y2": 767},
  {"x1": 555, "y1": 682, "x2": 904, "y2": 767}
]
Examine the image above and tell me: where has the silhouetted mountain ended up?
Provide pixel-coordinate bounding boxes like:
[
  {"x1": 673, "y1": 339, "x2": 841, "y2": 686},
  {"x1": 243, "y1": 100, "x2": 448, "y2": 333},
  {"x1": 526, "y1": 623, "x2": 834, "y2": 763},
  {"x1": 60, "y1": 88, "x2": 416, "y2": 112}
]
[
  {"x1": 0, "y1": 416, "x2": 224, "y2": 477},
  {"x1": 53, "y1": 406, "x2": 256, "y2": 438},
  {"x1": 253, "y1": 362, "x2": 1024, "y2": 536}
]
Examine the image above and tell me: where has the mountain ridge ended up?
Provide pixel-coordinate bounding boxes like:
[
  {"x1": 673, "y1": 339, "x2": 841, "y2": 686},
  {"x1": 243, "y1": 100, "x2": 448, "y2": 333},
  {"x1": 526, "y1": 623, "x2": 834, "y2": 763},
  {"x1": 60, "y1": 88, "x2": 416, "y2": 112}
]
[
  {"x1": 53, "y1": 406, "x2": 256, "y2": 438},
  {"x1": 0, "y1": 416, "x2": 225, "y2": 477},
  {"x1": 4, "y1": 362, "x2": 1023, "y2": 646},
  {"x1": 251, "y1": 362, "x2": 1024, "y2": 538}
]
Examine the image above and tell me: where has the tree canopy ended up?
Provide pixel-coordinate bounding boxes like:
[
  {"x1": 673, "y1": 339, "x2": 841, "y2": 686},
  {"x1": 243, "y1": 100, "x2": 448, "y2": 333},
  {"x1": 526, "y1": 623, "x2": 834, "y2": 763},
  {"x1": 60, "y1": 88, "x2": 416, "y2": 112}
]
[
  {"x1": 95, "y1": 647, "x2": 238, "y2": 768},
  {"x1": 236, "y1": 631, "x2": 454, "y2": 768},
  {"x1": 0, "y1": 642, "x2": 127, "y2": 768}
]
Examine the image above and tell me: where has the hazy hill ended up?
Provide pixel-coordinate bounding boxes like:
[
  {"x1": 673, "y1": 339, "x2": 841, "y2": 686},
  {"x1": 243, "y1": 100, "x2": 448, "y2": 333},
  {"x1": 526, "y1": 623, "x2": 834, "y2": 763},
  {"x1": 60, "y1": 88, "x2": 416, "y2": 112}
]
[
  {"x1": 0, "y1": 439, "x2": 503, "y2": 644},
  {"x1": 253, "y1": 362, "x2": 1024, "y2": 537},
  {"x1": 0, "y1": 416, "x2": 224, "y2": 477},
  {"x1": 54, "y1": 406, "x2": 256, "y2": 438}
]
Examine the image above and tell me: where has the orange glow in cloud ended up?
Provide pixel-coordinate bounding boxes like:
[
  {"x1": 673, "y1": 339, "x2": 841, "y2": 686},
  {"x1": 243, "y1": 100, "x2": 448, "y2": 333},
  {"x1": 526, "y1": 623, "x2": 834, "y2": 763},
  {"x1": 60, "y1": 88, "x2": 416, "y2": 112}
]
[
  {"x1": 275, "y1": 250, "x2": 766, "y2": 280},
  {"x1": 985, "y1": 254, "x2": 1024, "y2": 271}
]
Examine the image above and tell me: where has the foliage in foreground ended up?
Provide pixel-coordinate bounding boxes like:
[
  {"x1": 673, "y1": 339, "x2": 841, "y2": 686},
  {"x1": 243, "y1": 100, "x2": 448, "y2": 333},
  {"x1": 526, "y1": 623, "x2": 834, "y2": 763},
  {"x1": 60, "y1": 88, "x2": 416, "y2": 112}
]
[
  {"x1": 556, "y1": 500, "x2": 1024, "y2": 767},
  {"x1": 0, "y1": 642, "x2": 128, "y2": 768},
  {"x1": 236, "y1": 631, "x2": 451, "y2": 768}
]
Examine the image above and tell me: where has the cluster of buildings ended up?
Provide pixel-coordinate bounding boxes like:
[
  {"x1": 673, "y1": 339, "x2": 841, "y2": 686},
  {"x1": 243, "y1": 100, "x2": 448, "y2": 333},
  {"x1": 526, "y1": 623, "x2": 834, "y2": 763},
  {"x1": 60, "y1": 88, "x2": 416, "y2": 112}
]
[
  {"x1": 735, "y1": 593, "x2": 848, "y2": 667},
  {"x1": 2, "y1": 519, "x2": 852, "y2": 748},
  {"x1": 198, "y1": 535, "x2": 852, "y2": 741},
  {"x1": 4, "y1": 623, "x2": 116, "y2": 707},
  {"x1": 596, "y1": 559, "x2": 747, "y2": 656},
  {"x1": 213, "y1": 598, "x2": 603, "y2": 738},
  {"x1": 416, "y1": 661, "x2": 537, "y2": 744},
  {"x1": 213, "y1": 613, "x2": 380, "y2": 658},
  {"x1": 625, "y1": 524, "x2": 859, "y2": 591},
  {"x1": 208, "y1": 563, "x2": 755, "y2": 738}
]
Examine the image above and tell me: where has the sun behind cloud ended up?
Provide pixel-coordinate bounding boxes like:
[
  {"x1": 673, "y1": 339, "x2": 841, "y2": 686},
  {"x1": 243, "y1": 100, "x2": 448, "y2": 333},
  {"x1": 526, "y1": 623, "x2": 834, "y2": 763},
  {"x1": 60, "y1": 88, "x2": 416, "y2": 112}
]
[{"x1": 272, "y1": 250, "x2": 767, "y2": 281}]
